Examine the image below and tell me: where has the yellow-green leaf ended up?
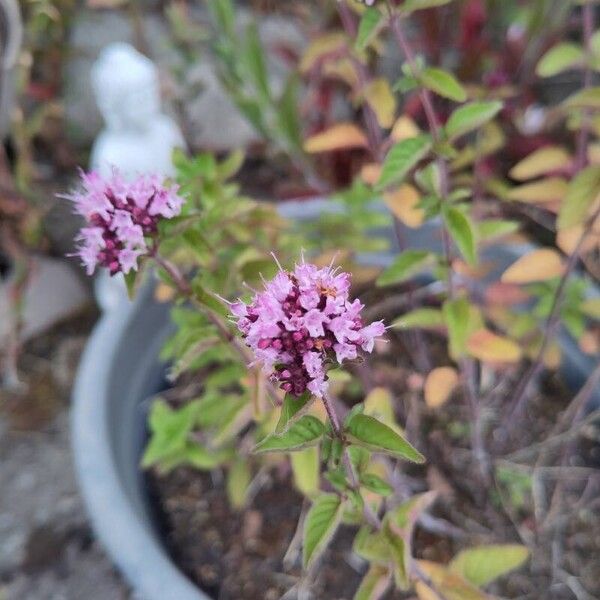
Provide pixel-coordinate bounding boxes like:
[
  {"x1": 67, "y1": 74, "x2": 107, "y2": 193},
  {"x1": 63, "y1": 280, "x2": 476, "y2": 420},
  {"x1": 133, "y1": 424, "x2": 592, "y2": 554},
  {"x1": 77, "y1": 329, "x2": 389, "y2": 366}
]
[
  {"x1": 558, "y1": 165, "x2": 600, "y2": 229},
  {"x1": 424, "y1": 367, "x2": 459, "y2": 408},
  {"x1": 420, "y1": 67, "x2": 467, "y2": 102},
  {"x1": 563, "y1": 87, "x2": 600, "y2": 110},
  {"x1": 383, "y1": 521, "x2": 410, "y2": 590},
  {"x1": 501, "y1": 248, "x2": 565, "y2": 284},
  {"x1": 383, "y1": 184, "x2": 425, "y2": 228},
  {"x1": 466, "y1": 329, "x2": 523, "y2": 363},
  {"x1": 291, "y1": 446, "x2": 320, "y2": 497},
  {"x1": 226, "y1": 459, "x2": 251, "y2": 509},
  {"x1": 581, "y1": 298, "x2": 600, "y2": 319},
  {"x1": 507, "y1": 177, "x2": 568, "y2": 203},
  {"x1": 509, "y1": 146, "x2": 571, "y2": 181},
  {"x1": 416, "y1": 561, "x2": 488, "y2": 600},
  {"x1": 303, "y1": 493, "x2": 344, "y2": 568},
  {"x1": 364, "y1": 78, "x2": 397, "y2": 129},
  {"x1": 353, "y1": 526, "x2": 391, "y2": 564},
  {"x1": 300, "y1": 33, "x2": 347, "y2": 72},
  {"x1": 353, "y1": 564, "x2": 391, "y2": 600},
  {"x1": 536, "y1": 42, "x2": 584, "y2": 77},
  {"x1": 449, "y1": 544, "x2": 530, "y2": 587},
  {"x1": 304, "y1": 123, "x2": 368, "y2": 153}
]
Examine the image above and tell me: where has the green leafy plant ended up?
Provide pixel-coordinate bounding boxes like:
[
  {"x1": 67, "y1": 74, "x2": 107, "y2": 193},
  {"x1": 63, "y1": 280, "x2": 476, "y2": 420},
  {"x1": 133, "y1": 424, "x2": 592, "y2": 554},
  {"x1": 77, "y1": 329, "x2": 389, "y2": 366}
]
[{"x1": 66, "y1": 0, "x2": 600, "y2": 597}]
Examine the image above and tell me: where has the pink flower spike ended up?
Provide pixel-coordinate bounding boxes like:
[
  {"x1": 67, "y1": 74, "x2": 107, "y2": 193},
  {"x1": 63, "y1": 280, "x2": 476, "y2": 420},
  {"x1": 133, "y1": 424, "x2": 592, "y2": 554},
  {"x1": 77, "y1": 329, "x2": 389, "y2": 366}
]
[
  {"x1": 303, "y1": 309, "x2": 329, "y2": 338},
  {"x1": 229, "y1": 258, "x2": 385, "y2": 398},
  {"x1": 359, "y1": 321, "x2": 386, "y2": 352},
  {"x1": 65, "y1": 169, "x2": 184, "y2": 276}
]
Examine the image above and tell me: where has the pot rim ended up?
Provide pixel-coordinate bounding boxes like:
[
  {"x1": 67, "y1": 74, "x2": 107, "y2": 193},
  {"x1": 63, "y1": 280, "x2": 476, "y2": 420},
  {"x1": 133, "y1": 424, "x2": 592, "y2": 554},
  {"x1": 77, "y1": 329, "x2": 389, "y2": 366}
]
[{"x1": 71, "y1": 283, "x2": 208, "y2": 600}]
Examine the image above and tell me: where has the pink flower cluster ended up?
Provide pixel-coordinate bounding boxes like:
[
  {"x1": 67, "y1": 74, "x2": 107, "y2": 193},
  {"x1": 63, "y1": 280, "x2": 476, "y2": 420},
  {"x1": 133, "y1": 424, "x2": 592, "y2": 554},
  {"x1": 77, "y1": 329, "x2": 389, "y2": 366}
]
[
  {"x1": 65, "y1": 170, "x2": 184, "y2": 275},
  {"x1": 231, "y1": 260, "x2": 385, "y2": 398}
]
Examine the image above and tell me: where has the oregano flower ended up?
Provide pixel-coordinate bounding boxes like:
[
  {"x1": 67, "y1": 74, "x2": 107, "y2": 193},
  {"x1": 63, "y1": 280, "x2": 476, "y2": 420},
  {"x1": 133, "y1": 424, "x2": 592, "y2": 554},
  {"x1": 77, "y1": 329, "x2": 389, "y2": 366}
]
[
  {"x1": 65, "y1": 169, "x2": 184, "y2": 275},
  {"x1": 230, "y1": 259, "x2": 385, "y2": 398}
]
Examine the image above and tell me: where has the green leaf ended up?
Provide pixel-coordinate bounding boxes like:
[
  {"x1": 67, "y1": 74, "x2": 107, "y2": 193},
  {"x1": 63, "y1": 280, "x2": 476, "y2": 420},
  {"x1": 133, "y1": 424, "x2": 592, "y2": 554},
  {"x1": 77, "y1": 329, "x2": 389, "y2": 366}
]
[
  {"x1": 226, "y1": 459, "x2": 251, "y2": 508},
  {"x1": 376, "y1": 250, "x2": 434, "y2": 286},
  {"x1": 356, "y1": 7, "x2": 382, "y2": 51},
  {"x1": 303, "y1": 493, "x2": 344, "y2": 568},
  {"x1": 536, "y1": 42, "x2": 584, "y2": 77},
  {"x1": 401, "y1": 0, "x2": 452, "y2": 14},
  {"x1": 277, "y1": 74, "x2": 302, "y2": 150},
  {"x1": 244, "y1": 22, "x2": 270, "y2": 101},
  {"x1": 353, "y1": 564, "x2": 391, "y2": 600},
  {"x1": 376, "y1": 135, "x2": 432, "y2": 190},
  {"x1": 346, "y1": 414, "x2": 425, "y2": 463},
  {"x1": 276, "y1": 391, "x2": 313, "y2": 433},
  {"x1": 209, "y1": 0, "x2": 235, "y2": 37},
  {"x1": 392, "y1": 308, "x2": 444, "y2": 330},
  {"x1": 420, "y1": 67, "x2": 467, "y2": 102},
  {"x1": 353, "y1": 526, "x2": 391, "y2": 564},
  {"x1": 254, "y1": 415, "x2": 325, "y2": 453},
  {"x1": 443, "y1": 297, "x2": 470, "y2": 359},
  {"x1": 558, "y1": 165, "x2": 600, "y2": 229},
  {"x1": 360, "y1": 473, "x2": 393, "y2": 496},
  {"x1": 218, "y1": 149, "x2": 245, "y2": 180},
  {"x1": 449, "y1": 544, "x2": 530, "y2": 587},
  {"x1": 445, "y1": 101, "x2": 503, "y2": 141},
  {"x1": 184, "y1": 444, "x2": 233, "y2": 470},
  {"x1": 123, "y1": 270, "x2": 139, "y2": 300},
  {"x1": 383, "y1": 521, "x2": 410, "y2": 590},
  {"x1": 477, "y1": 219, "x2": 519, "y2": 239},
  {"x1": 142, "y1": 400, "x2": 199, "y2": 467},
  {"x1": 291, "y1": 446, "x2": 320, "y2": 497},
  {"x1": 190, "y1": 277, "x2": 230, "y2": 318},
  {"x1": 442, "y1": 205, "x2": 478, "y2": 266}
]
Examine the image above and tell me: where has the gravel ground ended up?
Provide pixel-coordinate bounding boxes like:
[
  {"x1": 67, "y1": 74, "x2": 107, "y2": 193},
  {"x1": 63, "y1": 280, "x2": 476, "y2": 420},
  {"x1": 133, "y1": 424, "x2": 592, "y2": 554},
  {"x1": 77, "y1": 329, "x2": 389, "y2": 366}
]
[{"x1": 0, "y1": 311, "x2": 132, "y2": 600}]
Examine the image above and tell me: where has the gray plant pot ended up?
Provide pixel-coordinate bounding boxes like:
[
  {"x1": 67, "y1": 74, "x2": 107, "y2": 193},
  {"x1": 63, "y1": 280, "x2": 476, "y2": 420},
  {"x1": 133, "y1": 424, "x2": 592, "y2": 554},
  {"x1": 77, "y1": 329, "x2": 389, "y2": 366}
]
[
  {"x1": 72, "y1": 203, "x2": 599, "y2": 600},
  {"x1": 71, "y1": 281, "x2": 208, "y2": 600},
  {"x1": 0, "y1": 0, "x2": 22, "y2": 139}
]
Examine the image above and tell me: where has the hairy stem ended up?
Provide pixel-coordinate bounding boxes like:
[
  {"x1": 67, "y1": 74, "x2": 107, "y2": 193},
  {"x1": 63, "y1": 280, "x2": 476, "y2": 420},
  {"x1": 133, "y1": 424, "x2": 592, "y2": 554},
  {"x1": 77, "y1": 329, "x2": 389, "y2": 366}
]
[{"x1": 322, "y1": 392, "x2": 382, "y2": 529}]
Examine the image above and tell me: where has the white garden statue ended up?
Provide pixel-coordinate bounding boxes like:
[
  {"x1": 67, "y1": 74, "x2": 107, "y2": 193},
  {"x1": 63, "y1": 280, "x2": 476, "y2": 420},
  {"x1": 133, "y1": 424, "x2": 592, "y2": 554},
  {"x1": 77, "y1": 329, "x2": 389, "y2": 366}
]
[
  {"x1": 90, "y1": 42, "x2": 184, "y2": 179},
  {"x1": 90, "y1": 42, "x2": 185, "y2": 309}
]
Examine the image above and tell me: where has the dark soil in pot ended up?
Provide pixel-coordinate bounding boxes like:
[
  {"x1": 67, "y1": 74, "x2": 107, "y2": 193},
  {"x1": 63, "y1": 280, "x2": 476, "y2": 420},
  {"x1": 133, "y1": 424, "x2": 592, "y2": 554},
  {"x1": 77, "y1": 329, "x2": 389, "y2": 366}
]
[
  {"x1": 145, "y1": 325, "x2": 600, "y2": 600},
  {"x1": 148, "y1": 469, "x2": 374, "y2": 600}
]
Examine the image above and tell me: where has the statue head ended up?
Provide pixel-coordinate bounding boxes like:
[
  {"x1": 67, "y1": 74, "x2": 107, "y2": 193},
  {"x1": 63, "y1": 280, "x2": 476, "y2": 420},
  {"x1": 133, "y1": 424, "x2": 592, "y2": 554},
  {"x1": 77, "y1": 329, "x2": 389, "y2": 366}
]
[{"x1": 91, "y1": 43, "x2": 161, "y2": 132}]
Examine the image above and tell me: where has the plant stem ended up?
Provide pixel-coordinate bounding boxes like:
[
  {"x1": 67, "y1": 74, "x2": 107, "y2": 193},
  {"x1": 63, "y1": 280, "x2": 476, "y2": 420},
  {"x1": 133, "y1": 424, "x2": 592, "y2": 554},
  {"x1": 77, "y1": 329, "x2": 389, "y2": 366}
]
[
  {"x1": 151, "y1": 252, "x2": 282, "y2": 406},
  {"x1": 385, "y1": 0, "x2": 489, "y2": 478},
  {"x1": 505, "y1": 6, "x2": 596, "y2": 424},
  {"x1": 337, "y1": 1, "x2": 384, "y2": 160},
  {"x1": 577, "y1": 1, "x2": 595, "y2": 170},
  {"x1": 506, "y1": 206, "x2": 600, "y2": 422},
  {"x1": 322, "y1": 392, "x2": 382, "y2": 530}
]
